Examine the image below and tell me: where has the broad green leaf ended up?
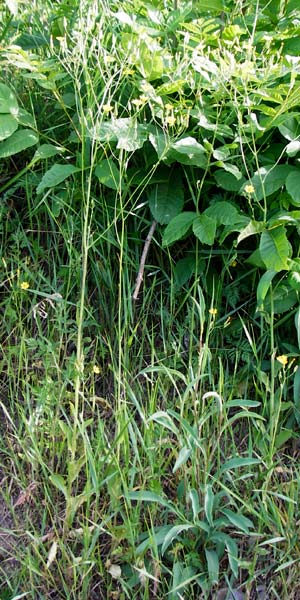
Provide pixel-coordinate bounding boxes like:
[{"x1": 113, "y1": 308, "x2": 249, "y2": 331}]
[
  {"x1": 37, "y1": 163, "x2": 79, "y2": 194},
  {"x1": 237, "y1": 220, "x2": 265, "y2": 245},
  {"x1": 198, "y1": 0, "x2": 224, "y2": 9},
  {"x1": 0, "y1": 82, "x2": 18, "y2": 115},
  {"x1": 95, "y1": 159, "x2": 123, "y2": 190},
  {"x1": 279, "y1": 116, "x2": 300, "y2": 141},
  {"x1": 215, "y1": 162, "x2": 242, "y2": 179},
  {"x1": 204, "y1": 201, "x2": 238, "y2": 226},
  {"x1": 33, "y1": 144, "x2": 61, "y2": 160},
  {"x1": 214, "y1": 169, "x2": 245, "y2": 192},
  {"x1": 162, "y1": 212, "x2": 196, "y2": 246},
  {"x1": 92, "y1": 118, "x2": 149, "y2": 152},
  {"x1": 0, "y1": 114, "x2": 18, "y2": 141},
  {"x1": 148, "y1": 183, "x2": 184, "y2": 224},
  {"x1": 256, "y1": 270, "x2": 277, "y2": 309},
  {"x1": 149, "y1": 130, "x2": 170, "y2": 160},
  {"x1": 174, "y1": 255, "x2": 199, "y2": 288},
  {"x1": 286, "y1": 171, "x2": 300, "y2": 206},
  {"x1": 286, "y1": 140, "x2": 300, "y2": 157},
  {"x1": 16, "y1": 107, "x2": 35, "y2": 128},
  {"x1": 205, "y1": 549, "x2": 219, "y2": 584},
  {"x1": 225, "y1": 399, "x2": 261, "y2": 408},
  {"x1": 245, "y1": 248, "x2": 265, "y2": 268},
  {"x1": 288, "y1": 271, "x2": 300, "y2": 291},
  {"x1": 49, "y1": 473, "x2": 68, "y2": 498},
  {"x1": 161, "y1": 524, "x2": 196, "y2": 555},
  {"x1": 204, "y1": 484, "x2": 214, "y2": 526},
  {"x1": 246, "y1": 165, "x2": 292, "y2": 201},
  {"x1": 173, "y1": 446, "x2": 191, "y2": 473},
  {"x1": 221, "y1": 509, "x2": 254, "y2": 534},
  {"x1": 264, "y1": 284, "x2": 298, "y2": 314},
  {"x1": 193, "y1": 214, "x2": 216, "y2": 245},
  {"x1": 168, "y1": 136, "x2": 207, "y2": 168},
  {"x1": 0, "y1": 129, "x2": 38, "y2": 158},
  {"x1": 138, "y1": 43, "x2": 165, "y2": 80},
  {"x1": 220, "y1": 457, "x2": 261, "y2": 473},
  {"x1": 135, "y1": 525, "x2": 174, "y2": 554},
  {"x1": 259, "y1": 227, "x2": 291, "y2": 271}
]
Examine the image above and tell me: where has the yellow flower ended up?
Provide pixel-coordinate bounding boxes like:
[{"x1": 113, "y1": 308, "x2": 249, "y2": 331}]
[
  {"x1": 165, "y1": 103, "x2": 173, "y2": 111},
  {"x1": 102, "y1": 104, "x2": 113, "y2": 114},
  {"x1": 20, "y1": 281, "x2": 30, "y2": 290},
  {"x1": 165, "y1": 115, "x2": 176, "y2": 127},
  {"x1": 245, "y1": 184, "x2": 255, "y2": 194},
  {"x1": 131, "y1": 98, "x2": 144, "y2": 107},
  {"x1": 93, "y1": 365, "x2": 101, "y2": 374},
  {"x1": 276, "y1": 355, "x2": 288, "y2": 367},
  {"x1": 123, "y1": 67, "x2": 135, "y2": 75},
  {"x1": 209, "y1": 308, "x2": 218, "y2": 316},
  {"x1": 231, "y1": 260, "x2": 237, "y2": 267}
]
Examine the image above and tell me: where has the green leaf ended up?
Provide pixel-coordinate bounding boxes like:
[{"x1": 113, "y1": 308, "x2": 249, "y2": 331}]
[
  {"x1": 49, "y1": 473, "x2": 68, "y2": 498},
  {"x1": 221, "y1": 509, "x2": 254, "y2": 534},
  {"x1": 295, "y1": 307, "x2": 300, "y2": 350},
  {"x1": 204, "y1": 484, "x2": 214, "y2": 526},
  {"x1": 286, "y1": 170, "x2": 300, "y2": 206},
  {"x1": 174, "y1": 255, "x2": 199, "y2": 289},
  {"x1": 173, "y1": 446, "x2": 191, "y2": 473},
  {"x1": 264, "y1": 284, "x2": 298, "y2": 314},
  {"x1": 0, "y1": 82, "x2": 18, "y2": 115},
  {"x1": 205, "y1": 549, "x2": 219, "y2": 584},
  {"x1": 68, "y1": 455, "x2": 86, "y2": 484},
  {"x1": 128, "y1": 491, "x2": 179, "y2": 515},
  {"x1": 214, "y1": 169, "x2": 245, "y2": 192},
  {"x1": 293, "y1": 366, "x2": 300, "y2": 426},
  {"x1": 246, "y1": 165, "x2": 292, "y2": 201},
  {"x1": 161, "y1": 524, "x2": 196, "y2": 555},
  {"x1": 256, "y1": 270, "x2": 277, "y2": 309},
  {"x1": 37, "y1": 163, "x2": 79, "y2": 194},
  {"x1": 237, "y1": 220, "x2": 265, "y2": 245},
  {"x1": 168, "y1": 136, "x2": 207, "y2": 168},
  {"x1": 0, "y1": 129, "x2": 38, "y2": 158},
  {"x1": 0, "y1": 114, "x2": 18, "y2": 141},
  {"x1": 33, "y1": 144, "x2": 61, "y2": 160},
  {"x1": 162, "y1": 212, "x2": 196, "y2": 246},
  {"x1": 259, "y1": 227, "x2": 291, "y2": 271},
  {"x1": 95, "y1": 159, "x2": 123, "y2": 190},
  {"x1": 148, "y1": 183, "x2": 184, "y2": 224},
  {"x1": 220, "y1": 457, "x2": 261, "y2": 473},
  {"x1": 193, "y1": 214, "x2": 216, "y2": 245},
  {"x1": 92, "y1": 118, "x2": 149, "y2": 152},
  {"x1": 204, "y1": 201, "x2": 239, "y2": 226},
  {"x1": 198, "y1": 0, "x2": 224, "y2": 9},
  {"x1": 189, "y1": 489, "x2": 200, "y2": 521}
]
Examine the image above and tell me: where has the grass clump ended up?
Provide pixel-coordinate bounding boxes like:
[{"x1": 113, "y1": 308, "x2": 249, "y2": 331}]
[{"x1": 1, "y1": 0, "x2": 300, "y2": 598}]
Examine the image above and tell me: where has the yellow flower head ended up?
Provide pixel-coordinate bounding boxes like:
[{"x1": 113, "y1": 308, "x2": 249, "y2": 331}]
[
  {"x1": 20, "y1": 281, "x2": 30, "y2": 290},
  {"x1": 93, "y1": 365, "x2": 101, "y2": 374},
  {"x1": 209, "y1": 307, "x2": 218, "y2": 316},
  {"x1": 165, "y1": 115, "x2": 176, "y2": 127},
  {"x1": 245, "y1": 184, "x2": 255, "y2": 194},
  {"x1": 231, "y1": 260, "x2": 237, "y2": 267},
  {"x1": 165, "y1": 103, "x2": 173, "y2": 112},
  {"x1": 276, "y1": 355, "x2": 288, "y2": 367},
  {"x1": 131, "y1": 98, "x2": 144, "y2": 107},
  {"x1": 102, "y1": 104, "x2": 113, "y2": 114}
]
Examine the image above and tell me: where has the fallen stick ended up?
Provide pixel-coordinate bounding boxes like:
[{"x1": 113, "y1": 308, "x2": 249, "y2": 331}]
[{"x1": 132, "y1": 219, "x2": 157, "y2": 301}]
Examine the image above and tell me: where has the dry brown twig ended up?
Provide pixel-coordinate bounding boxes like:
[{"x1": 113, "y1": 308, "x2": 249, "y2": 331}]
[{"x1": 132, "y1": 219, "x2": 157, "y2": 302}]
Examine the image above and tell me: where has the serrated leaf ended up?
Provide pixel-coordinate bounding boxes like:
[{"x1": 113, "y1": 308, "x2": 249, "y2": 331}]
[
  {"x1": 0, "y1": 129, "x2": 38, "y2": 158},
  {"x1": 163, "y1": 212, "x2": 196, "y2": 246},
  {"x1": 148, "y1": 183, "x2": 184, "y2": 224},
  {"x1": 205, "y1": 201, "x2": 238, "y2": 225},
  {"x1": 37, "y1": 163, "x2": 79, "y2": 194},
  {"x1": 259, "y1": 227, "x2": 291, "y2": 271},
  {"x1": 286, "y1": 170, "x2": 300, "y2": 206},
  {"x1": 0, "y1": 114, "x2": 18, "y2": 141},
  {"x1": 214, "y1": 169, "x2": 244, "y2": 191},
  {"x1": 221, "y1": 509, "x2": 254, "y2": 534},
  {"x1": 161, "y1": 524, "x2": 195, "y2": 555},
  {"x1": 0, "y1": 82, "x2": 18, "y2": 115},
  {"x1": 95, "y1": 158, "x2": 123, "y2": 190},
  {"x1": 193, "y1": 214, "x2": 216, "y2": 245}
]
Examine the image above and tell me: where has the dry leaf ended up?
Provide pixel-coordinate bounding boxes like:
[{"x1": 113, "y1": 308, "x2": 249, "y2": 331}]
[
  {"x1": 108, "y1": 564, "x2": 121, "y2": 579},
  {"x1": 46, "y1": 541, "x2": 58, "y2": 568}
]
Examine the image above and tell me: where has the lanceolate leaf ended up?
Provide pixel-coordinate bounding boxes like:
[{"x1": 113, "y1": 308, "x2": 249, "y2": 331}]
[
  {"x1": 162, "y1": 212, "x2": 196, "y2": 246},
  {"x1": 259, "y1": 227, "x2": 291, "y2": 271},
  {"x1": 256, "y1": 270, "x2": 277, "y2": 309},
  {"x1": 37, "y1": 163, "x2": 79, "y2": 194}
]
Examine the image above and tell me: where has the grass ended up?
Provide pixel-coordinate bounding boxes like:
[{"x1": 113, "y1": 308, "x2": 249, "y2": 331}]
[{"x1": 1, "y1": 0, "x2": 300, "y2": 598}]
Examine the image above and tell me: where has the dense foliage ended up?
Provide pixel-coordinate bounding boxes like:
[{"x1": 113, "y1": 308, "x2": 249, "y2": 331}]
[{"x1": 1, "y1": 0, "x2": 300, "y2": 598}]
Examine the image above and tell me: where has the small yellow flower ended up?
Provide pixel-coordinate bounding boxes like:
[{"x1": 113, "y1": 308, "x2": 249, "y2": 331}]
[
  {"x1": 209, "y1": 308, "x2": 218, "y2": 316},
  {"x1": 123, "y1": 67, "x2": 135, "y2": 75},
  {"x1": 93, "y1": 365, "x2": 101, "y2": 374},
  {"x1": 165, "y1": 103, "x2": 173, "y2": 112},
  {"x1": 131, "y1": 98, "x2": 144, "y2": 107},
  {"x1": 102, "y1": 104, "x2": 113, "y2": 114},
  {"x1": 20, "y1": 281, "x2": 30, "y2": 290},
  {"x1": 165, "y1": 115, "x2": 176, "y2": 127},
  {"x1": 231, "y1": 260, "x2": 237, "y2": 267},
  {"x1": 245, "y1": 184, "x2": 255, "y2": 194},
  {"x1": 276, "y1": 355, "x2": 288, "y2": 367}
]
